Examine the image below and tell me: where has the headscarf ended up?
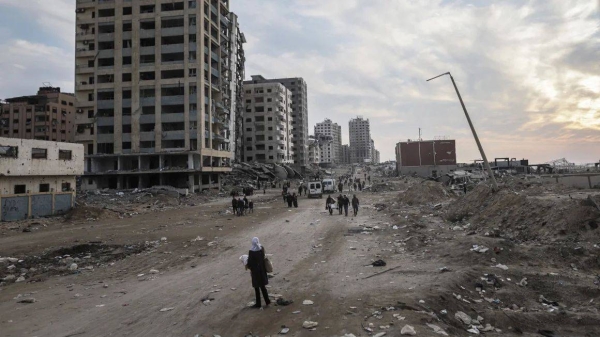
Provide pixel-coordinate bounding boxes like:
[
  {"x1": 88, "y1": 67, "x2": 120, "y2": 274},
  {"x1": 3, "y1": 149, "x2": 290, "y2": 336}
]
[{"x1": 251, "y1": 237, "x2": 262, "y2": 251}]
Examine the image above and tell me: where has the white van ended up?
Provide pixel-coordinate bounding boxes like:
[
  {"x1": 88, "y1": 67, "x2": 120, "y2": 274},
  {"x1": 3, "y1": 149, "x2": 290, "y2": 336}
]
[
  {"x1": 322, "y1": 178, "x2": 336, "y2": 194},
  {"x1": 308, "y1": 181, "x2": 322, "y2": 198}
]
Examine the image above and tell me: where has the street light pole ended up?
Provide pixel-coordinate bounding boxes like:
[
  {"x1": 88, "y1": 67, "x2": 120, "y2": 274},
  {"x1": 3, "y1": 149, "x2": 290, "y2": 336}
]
[{"x1": 427, "y1": 72, "x2": 499, "y2": 190}]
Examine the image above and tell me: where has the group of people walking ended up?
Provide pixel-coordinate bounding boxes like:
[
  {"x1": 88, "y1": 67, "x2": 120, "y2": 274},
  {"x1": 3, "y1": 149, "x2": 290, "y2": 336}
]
[
  {"x1": 232, "y1": 196, "x2": 253, "y2": 216},
  {"x1": 325, "y1": 194, "x2": 359, "y2": 216}
]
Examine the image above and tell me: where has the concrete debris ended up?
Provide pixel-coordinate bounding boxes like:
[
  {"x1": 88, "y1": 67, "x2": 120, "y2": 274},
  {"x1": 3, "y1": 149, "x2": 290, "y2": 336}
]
[
  {"x1": 302, "y1": 321, "x2": 318, "y2": 329},
  {"x1": 426, "y1": 323, "x2": 448, "y2": 336},
  {"x1": 69, "y1": 263, "x2": 78, "y2": 271},
  {"x1": 373, "y1": 332, "x2": 387, "y2": 337},
  {"x1": 280, "y1": 327, "x2": 290, "y2": 334},
  {"x1": 302, "y1": 300, "x2": 314, "y2": 305},
  {"x1": 494, "y1": 264, "x2": 509, "y2": 270},
  {"x1": 400, "y1": 325, "x2": 416, "y2": 335},
  {"x1": 15, "y1": 276, "x2": 25, "y2": 283},
  {"x1": 470, "y1": 245, "x2": 489, "y2": 253},
  {"x1": 149, "y1": 269, "x2": 159, "y2": 274},
  {"x1": 17, "y1": 298, "x2": 36, "y2": 304},
  {"x1": 159, "y1": 307, "x2": 174, "y2": 312},
  {"x1": 455, "y1": 311, "x2": 472, "y2": 325}
]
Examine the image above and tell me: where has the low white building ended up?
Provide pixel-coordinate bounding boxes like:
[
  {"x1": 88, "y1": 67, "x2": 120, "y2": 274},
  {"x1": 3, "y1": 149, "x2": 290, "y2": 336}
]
[{"x1": 0, "y1": 137, "x2": 83, "y2": 221}]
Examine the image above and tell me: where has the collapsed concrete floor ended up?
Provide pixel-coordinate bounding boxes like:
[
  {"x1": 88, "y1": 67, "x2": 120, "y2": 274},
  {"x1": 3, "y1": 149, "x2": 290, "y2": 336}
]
[{"x1": 0, "y1": 175, "x2": 599, "y2": 336}]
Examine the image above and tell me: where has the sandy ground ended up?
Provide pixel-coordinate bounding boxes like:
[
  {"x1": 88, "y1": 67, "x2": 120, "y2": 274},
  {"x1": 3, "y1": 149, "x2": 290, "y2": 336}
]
[{"x1": 1, "y1": 180, "x2": 599, "y2": 337}]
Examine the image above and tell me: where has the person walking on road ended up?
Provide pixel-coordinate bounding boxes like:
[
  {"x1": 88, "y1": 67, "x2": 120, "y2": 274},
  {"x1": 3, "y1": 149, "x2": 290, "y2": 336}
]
[
  {"x1": 287, "y1": 193, "x2": 293, "y2": 208},
  {"x1": 338, "y1": 182, "x2": 343, "y2": 193},
  {"x1": 337, "y1": 194, "x2": 344, "y2": 215},
  {"x1": 247, "y1": 237, "x2": 271, "y2": 308},
  {"x1": 352, "y1": 194, "x2": 359, "y2": 216},
  {"x1": 298, "y1": 185, "x2": 303, "y2": 196},
  {"x1": 326, "y1": 195, "x2": 335, "y2": 215},
  {"x1": 232, "y1": 196, "x2": 238, "y2": 215},
  {"x1": 292, "y1": 193, "x2": 298, "y2": 208},
  {"x1": 249, "y1": 200, "x2": 254, "y2": 213},
  {"x1": 237, "y1": 198, "x2": 245, "y2": 216},
  {"x1": 342, "y1": 195, "x2": 350, "y2": 216}
]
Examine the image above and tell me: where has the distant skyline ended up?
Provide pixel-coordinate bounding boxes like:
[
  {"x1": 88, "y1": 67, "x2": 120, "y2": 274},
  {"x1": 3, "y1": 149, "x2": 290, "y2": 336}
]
[{"x1": 0, "y1": 0, "x2": 598, "y2": 163}]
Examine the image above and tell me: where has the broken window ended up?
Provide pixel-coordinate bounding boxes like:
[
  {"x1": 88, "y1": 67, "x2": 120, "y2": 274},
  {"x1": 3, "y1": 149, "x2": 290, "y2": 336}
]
[
  {"x1": 32, "y1": 148, "x2": 47, "y2": 159},
  {"x1": 14, "y1": 185, "x2": 26, "y2": 194},
  {"x1": 39, "y1": 184, "x2": 50, "y2": 192},
  {"x1": 59, "y1": 150, "x2": 72, "y2": 160},
  {"x1": 0, "y1": 145, "x2": 18, "y2": 158},
  {"x1": 61, "y1": 182, "x2": 72, "y2": 192}
]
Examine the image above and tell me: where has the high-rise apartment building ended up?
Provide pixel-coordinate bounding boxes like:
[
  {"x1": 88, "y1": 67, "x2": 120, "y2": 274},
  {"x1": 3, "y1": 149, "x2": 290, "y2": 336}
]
[
  {"x1": 243, "y1": 75, "x2": 308, "y2": 168},
  {"x1": 307, "y1": 139, "x2": 321, "y2": 165},
  {"x1": 74, "y1": 0, "x2": 243, "y2": 191},
  {"x1": 314, "y1": 118, "x2": 341, "y2": 164},
  {"x1": 241, "y1": 79, "x2": 294, "y2": 164},
  {"x1": 349, "y1": 116, "x2": 372, "y2": 163},
  {"x1": 341, "y1": 144, "x2": 351, "y2": 164},
  {"x1": 374, "y1": 149, "x2": 380, "y2": 164},
  {"x1": 227, "y1": 13, "x2": 246, "y2": 162},
  {"x1": 0, "y1": 87, "x2": 75, "y2": 142}
]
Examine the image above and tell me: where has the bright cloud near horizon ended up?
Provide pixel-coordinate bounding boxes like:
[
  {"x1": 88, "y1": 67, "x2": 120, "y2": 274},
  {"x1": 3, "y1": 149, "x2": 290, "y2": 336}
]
[{"x1": 0, "y1": 0, "x2": 598, "y2": 163}]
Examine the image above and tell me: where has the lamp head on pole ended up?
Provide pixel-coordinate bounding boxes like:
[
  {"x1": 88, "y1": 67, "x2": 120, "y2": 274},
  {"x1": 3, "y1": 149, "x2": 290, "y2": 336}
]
[{"x1": 426, "y1": 72, "x2": 451, "y2": 82}]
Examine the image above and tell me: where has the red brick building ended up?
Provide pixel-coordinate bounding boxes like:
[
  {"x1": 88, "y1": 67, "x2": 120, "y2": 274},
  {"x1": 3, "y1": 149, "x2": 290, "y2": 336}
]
[{"x1": 395, "y1": 139, "x2": 457, "y2": 177}]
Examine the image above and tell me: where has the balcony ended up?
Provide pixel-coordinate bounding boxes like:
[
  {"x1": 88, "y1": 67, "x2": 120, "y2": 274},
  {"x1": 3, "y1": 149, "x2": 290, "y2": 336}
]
[
  {"x1": 139, "y1": 114, "x2": 155, "y2": 123},
  {"x1": 161, "y1": 113, "x2": 185, "y2": 123},
  {"x1": 161, "y1": 43, "x2": 184, "y2": 53},
  {"x1": 76, "y1": 65, "x2": 94, "y2": 74},
  {"x1": 140, "y1": 132, "x2": 155, "y2": 141},
  {"x1": 140, "y1": 29, "x2": 155, "y2": 39},
  {"x1": 161, "y1": 27, "x2": 184, "y2": 37},
  {"x1": 161, "y1": 95, "x2": 184, "y2": 105},
  {"x1": 162, "y1": 130, "x2": 185, "y2": 140}
]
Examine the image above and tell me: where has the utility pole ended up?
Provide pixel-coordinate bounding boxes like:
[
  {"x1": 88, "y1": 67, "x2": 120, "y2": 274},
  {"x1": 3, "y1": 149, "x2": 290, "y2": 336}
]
[{"x1": 426, "y1": 72, "x2": 499, "y2": 190}]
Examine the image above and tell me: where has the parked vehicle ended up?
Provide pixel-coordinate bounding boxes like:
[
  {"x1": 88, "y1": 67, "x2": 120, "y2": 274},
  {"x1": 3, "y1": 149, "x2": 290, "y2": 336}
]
[
  {"x1": 322, "y1": 178, "x2": 336, "y2": 194},
  {"x1": 307, "y1": 181, "x2": 323, "y2": 198}
]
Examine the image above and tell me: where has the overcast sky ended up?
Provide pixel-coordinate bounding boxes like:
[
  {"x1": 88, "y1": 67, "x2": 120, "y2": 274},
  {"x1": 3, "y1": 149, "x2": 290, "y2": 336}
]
[{"x1": 0, "y1": 0, "x2": 598, "y2": 163}]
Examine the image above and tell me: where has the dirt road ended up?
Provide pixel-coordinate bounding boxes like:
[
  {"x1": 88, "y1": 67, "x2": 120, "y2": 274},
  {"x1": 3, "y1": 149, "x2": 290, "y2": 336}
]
[{"x1": 1, "y1": 180, "x2": 599, "y2": 337}]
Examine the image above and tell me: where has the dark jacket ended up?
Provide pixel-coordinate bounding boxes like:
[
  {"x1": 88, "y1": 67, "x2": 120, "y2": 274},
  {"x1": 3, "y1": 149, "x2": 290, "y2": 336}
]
[
  {"x1": 352, "y1": 197, "x2": 359, "y2": 207},
  {"x1": 232, "y1": 198, "x2": 237, "y2": 208},
  {"x1": 326, "y1": 197, "x2": 335, "y2": 208},
  {"x1": 248, "y1": 247, "x2": 269, "y2": 288},
  {"x1": 343, "y1": 197, "x2": 350, "y2": 207}
]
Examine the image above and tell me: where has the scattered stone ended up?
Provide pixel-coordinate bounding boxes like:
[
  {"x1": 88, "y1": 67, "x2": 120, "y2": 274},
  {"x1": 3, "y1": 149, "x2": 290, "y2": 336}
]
[
  {"x1": 302, "y1": 300, "x2": 314, "y2": 305},
  {"x1": 160, "y1": 237, "x2": 167, "y2": 241},
  {"x1": 302, "y1": 321, "x2": 318, "y2": 329},
  {"x1": 159, "y1": 307, "x2": 174, "y2": 312},
  {"x1": 3, "y1": 275, "x2": 16, "y2": 282},
  {"x1": 69, "y1": 263, "x2": 78, "y2": 271},
  {"x1": 372, "y1": 259, "x2": 387, "y2": 267},
  {"x1": 373, "y1": 332, "x2": 387, "y2": 337},
  {"x1": 467, "y1": 326, "x2": 480, "y2": 334},
  {"x1": 17, "y1": 298, "x2": 36, "y2": 304},
  {"x1": 455, "y1": 311, "x2": 472, "y2": 325},
  {"x1": 471, "y1": 245, "x2": 489, "y2": 253},
  {"x1": 149, "y1": 269, "x2": 159, "y2": 274},
  {"x1": 427, "y1": 323, "x2": 448, "y2": 336},
  {"x1": 495, "y1": 264, "x2": 509, "y2": 270},
  {"x1": 400, "y1": 325, "x2": 416, "y2": 335},
  {"x1": 15, "y1": 276, "x2": 25, "y2": 283},
  {"x1": 518, "y1": 277, "x2": 528, "y2": 287},
  {"x1": 103, "y1": 284, "x2": 109, "y2": 288}
]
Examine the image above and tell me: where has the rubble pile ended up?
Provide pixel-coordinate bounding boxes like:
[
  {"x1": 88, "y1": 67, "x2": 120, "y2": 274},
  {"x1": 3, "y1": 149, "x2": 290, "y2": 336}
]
[
  {"x1": 221, "y1": 162, "x2": 332, "y2": 192},
  {"x1": 397, "y1": 180, "x2": 453, "y2": 206},
  {"x1": 73, "y1": 186, "x2": 216, "y2": 220},
  {"x1": 0, "y1": 243, "x2": 146, "y2": 285},
  {"x1": 445, "y1": 185, "x2": 600, "y2": 241}
]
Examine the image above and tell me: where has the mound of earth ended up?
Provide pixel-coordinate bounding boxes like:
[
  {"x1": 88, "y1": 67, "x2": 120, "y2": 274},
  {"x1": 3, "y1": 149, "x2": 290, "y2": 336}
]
[
  {"x1": 397, "y1": 180, "x2": 452, "y2": 206},
  {"x1": 445, "y1": 185, "x2": 600, "y2": 241}
]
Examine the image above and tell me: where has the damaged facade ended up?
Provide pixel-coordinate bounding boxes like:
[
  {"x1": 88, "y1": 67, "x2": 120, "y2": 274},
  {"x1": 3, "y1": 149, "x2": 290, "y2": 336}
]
[
  {"x1": 0, "y1": 87, "x2": 75, "y2": 143},
  {"x1": 241, "y1": 79, "x2": 294, "y2": 164},
  {"x1": 74, "y1": 0, "x2": 244, "y2": 191},
  {"x1": 395, "y1": 139, "x2": 457, "y2": 177},
  {"x1": 0, "y1": 137, "x2": 83, "y2": 221},
  {"x1": 242, "y1": 75, "x2": 308, "y2": 170}
]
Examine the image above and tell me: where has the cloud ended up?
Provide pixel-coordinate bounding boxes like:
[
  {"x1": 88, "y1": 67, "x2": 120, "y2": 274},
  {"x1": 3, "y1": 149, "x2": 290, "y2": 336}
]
[
  {"x1": 1, "y1": 0, "x2": 598, "y2": 164},
  {"x1": 0, "y1": 40, "x2": 74, "y2": 97},
  {"x1": 237, "y1": 0, "x2": 600, "y2": 163}
]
